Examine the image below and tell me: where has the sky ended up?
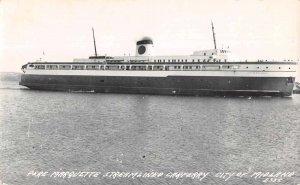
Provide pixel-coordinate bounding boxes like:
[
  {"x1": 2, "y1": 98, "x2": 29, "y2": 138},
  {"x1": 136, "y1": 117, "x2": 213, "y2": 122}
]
[{"x1": 0, "y1": 0, "x2": 299, "y2": 78}]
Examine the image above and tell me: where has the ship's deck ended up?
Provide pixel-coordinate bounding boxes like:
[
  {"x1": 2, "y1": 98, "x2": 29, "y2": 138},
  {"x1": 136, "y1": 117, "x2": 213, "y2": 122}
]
[{"x1": 29, "y1": 61, "x2": 297, "y2": 65}]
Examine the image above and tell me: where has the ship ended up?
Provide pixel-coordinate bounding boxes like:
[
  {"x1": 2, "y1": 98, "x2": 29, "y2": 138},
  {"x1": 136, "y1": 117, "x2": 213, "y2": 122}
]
[{"x1": 19, "y1": 23, "x2": 298, "y2": 96}]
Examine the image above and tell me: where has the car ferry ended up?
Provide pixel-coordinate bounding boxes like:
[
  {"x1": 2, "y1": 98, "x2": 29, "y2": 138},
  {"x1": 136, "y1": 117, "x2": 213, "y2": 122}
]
[{"x1": 19, "y1": 24, "x2": 298, "y2": 96}]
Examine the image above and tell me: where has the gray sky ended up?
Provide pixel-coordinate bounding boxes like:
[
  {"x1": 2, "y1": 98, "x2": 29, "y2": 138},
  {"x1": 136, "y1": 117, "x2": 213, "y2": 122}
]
[{"x1": 0, "y1": 0, "x2": 299, "y2": 78}]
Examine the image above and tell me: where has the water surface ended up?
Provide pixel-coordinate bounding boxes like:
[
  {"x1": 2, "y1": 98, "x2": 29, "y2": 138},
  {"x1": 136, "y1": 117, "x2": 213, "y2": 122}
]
[{"x1": 0, "y1": 73, "x2": 299, "y2": 185}]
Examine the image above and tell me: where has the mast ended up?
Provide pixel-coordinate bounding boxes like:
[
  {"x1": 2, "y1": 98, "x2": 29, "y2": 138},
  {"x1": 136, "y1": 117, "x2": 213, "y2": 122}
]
[
  {"x1": 211, "y1": 21, "x2": 217, "y2": 50},
  {"x1": 92, "y1": 27, "x2": 98, "y2": 57}
]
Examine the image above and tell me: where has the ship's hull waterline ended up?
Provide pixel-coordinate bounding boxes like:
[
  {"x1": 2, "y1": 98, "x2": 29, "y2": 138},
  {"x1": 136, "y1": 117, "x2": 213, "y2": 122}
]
[{"x1": 20, "y1": 74, "x2": 295, "y2": 96}]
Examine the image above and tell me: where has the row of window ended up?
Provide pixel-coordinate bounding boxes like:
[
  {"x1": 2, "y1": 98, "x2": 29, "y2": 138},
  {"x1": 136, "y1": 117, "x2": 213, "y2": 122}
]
[
  {"x1": 105, "y1": 58, "x2": 223, "y2": 63},
  {"x1": 32, "y1": 64, "x2": 292, "y2": 71},
  {"x1": 220, "y1": 50, "x2": 228, "y2": 53},
  {"x1": 153, "y1": 58, "x2": 224, "y2": 63}
]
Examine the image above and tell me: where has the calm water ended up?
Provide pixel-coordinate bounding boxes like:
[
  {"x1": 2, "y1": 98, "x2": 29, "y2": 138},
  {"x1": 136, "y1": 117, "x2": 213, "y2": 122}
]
[{"x1": 0, "y1": 73, "x2": 299, "y2": 185}]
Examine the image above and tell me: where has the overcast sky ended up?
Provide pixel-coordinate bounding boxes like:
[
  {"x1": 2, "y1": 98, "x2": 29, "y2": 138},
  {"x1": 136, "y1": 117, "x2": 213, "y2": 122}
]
[{"x1": 0, "y1": 0, "x2": 299, "y2": 78}]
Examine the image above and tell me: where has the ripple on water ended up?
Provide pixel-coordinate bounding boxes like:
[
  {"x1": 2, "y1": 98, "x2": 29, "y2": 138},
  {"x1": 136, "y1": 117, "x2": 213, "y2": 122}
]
[{"x1": 0, "y1": 75, "x2": 299, "y2": 185}]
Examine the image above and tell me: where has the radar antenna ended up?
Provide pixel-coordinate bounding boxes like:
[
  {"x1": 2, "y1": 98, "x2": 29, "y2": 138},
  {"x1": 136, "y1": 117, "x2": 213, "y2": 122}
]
[
  {"x1": 92, "y1": 27, "x2": 98, "y2": 57},
  {"x1": 211, "y1": 21, "x2": 217, "y2": 50}
]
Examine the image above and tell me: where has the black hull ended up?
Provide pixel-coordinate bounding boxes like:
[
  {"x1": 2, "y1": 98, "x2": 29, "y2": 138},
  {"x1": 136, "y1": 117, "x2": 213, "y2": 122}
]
[{"x1": 19, "y1": 74, "x2": 295, "y2": 97}]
